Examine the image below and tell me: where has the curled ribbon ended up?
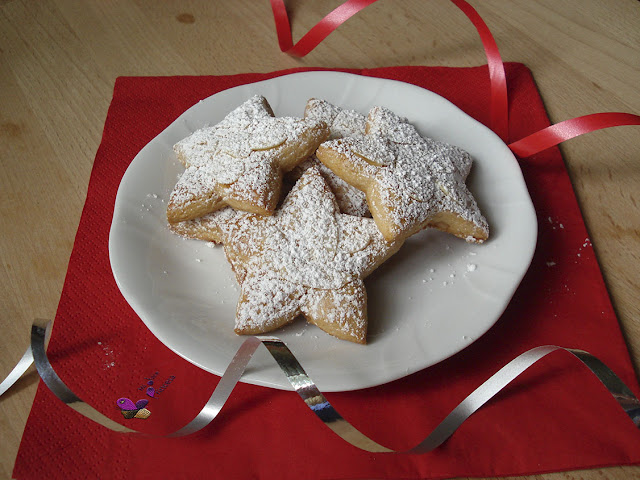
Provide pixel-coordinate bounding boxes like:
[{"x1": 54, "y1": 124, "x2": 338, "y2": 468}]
[
  {"x1": 449, "y1": 0, "x2": 508, "y2": 142},
  {"x1": 271, "y1": 0, "x2": 640, "y2": 155},
  {"x1": 508, "y1": 112, "x2": 640, "y2": 158},
  {"x1": 271, "y1": 0, "x2": 509, "y2": 141},
  {"x1": 2, "y1": 318, "x2": 638, "y2": 452},
  {"x1": 269, "y1": 0, "x2": 379, "y2": 58}
]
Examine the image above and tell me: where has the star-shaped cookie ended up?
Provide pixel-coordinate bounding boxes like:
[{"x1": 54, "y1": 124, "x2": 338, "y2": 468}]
[
  {"x1": 166, "y1": 95, "x2": 329, "y2": 223},
  {"x1": 315, "y1": 106, "x2": 489, "y2": 243},
  {"x1": 172, "y1": 167, "x2": 403, "y2": 344},
  {"x1": 288, "y1": 98, "x2": 371, "y2": 217}
]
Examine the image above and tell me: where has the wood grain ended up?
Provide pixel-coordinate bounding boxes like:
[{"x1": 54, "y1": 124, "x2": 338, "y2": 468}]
[{"x1": 1, "y1": 1, "x2": 639, "y2": 478}]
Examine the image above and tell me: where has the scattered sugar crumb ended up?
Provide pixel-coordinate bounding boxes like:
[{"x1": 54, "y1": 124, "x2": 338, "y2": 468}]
[
  {"x1": 546, "y1": 261, "x2": 556, "y2": 267},
  {"x1": 548, "y1": 216, "x2": 567, "y2": 231},
  {"x1": 466, "y1": 263, "x2": 477, "y2": 272},
  {"x1": 100, "y1": 343, "x2": 116, "y2": 370}
]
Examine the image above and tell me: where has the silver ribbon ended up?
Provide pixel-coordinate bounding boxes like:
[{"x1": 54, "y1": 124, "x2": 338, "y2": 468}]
[{"x1": 1, "y1": 318, "x2": 638, "y2": 451}]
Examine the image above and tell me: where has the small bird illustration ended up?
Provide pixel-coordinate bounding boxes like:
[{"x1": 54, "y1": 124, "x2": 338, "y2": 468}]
[{"x1": 117, "y1": 397, "x2": 151, "y2": 419}]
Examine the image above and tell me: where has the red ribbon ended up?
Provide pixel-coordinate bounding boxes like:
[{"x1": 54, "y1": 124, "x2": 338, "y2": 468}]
[
  {"x1": 270, "y1": 0, "x2": 509, "y2": 142},
  {"x1": 508, "y1": 112, "x2": 640, "y2": 158},
  {"x1": 269, "y1": 0, "x2": 379, "y2": 57},
  {"x1": 449, "y1": 0, "x2": 508, "y2": 143},
  {"x1": 270, "y1": 0, "x2": 638, "y2": 158}
]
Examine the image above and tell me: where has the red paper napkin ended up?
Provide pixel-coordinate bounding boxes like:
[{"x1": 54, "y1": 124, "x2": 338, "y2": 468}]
[{"x1": 13, "y1": 64, "x2": 640, "y2": 479}]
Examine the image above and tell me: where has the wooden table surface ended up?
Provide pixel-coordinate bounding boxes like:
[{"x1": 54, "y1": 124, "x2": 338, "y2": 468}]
[{"x1": 1, "y1": 1, "x2": 639, "y2": 478}]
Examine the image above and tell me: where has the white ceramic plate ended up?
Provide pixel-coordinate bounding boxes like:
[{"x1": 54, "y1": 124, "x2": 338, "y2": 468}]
[{"x1": 109, "y1": 71, "x2": 537, "y2": 392}]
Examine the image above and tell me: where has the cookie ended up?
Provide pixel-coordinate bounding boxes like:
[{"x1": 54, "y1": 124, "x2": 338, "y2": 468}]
[
  {"x1": 166, "y1": 95, "x2": 330, "y2": 223},
  {"x1": 287, "y1": 158, "x2": 371, "y2": 218},
  {"x1": 173, "y1": 167, "x2": 403, "y2": 344},
  {"x1": 303, "y1": 98, "x2": 367, "y2": 140},
  {"x1": 169, "y1": 206, "x2": 244, "y2": 245},
  {"x1": 315, "y1": 106, "x2": 489, "y2": 243},
  {"x1": 286, "y1": 99, "x2": 371, "y2": 217}
]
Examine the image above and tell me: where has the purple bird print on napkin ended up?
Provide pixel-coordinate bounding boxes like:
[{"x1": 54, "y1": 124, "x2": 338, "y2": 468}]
[{"x1": 117, "y1": 397, "x2": 151, "y2": 419}]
